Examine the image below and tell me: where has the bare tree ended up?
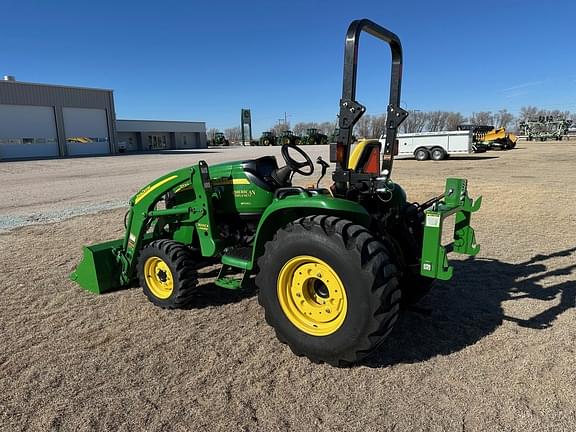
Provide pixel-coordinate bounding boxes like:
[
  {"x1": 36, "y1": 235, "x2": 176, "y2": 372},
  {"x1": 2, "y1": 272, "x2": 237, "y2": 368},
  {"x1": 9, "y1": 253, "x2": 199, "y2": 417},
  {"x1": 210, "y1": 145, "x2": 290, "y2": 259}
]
[
  {"x1": 470, "y1": 111, "x2": 494, "y2": 126},
  {"x1": 293, "y1": 122, "x2": 319, "y2": 136},
  {"x1": 292, "y1": 122, "x2": 307, "y2": 136},
  {"x1": 224, "y1": 126, "x2": 241, "y2": 142},
  {"x1": 445, "y1": 112, "x2": 467, "y2": 130},
  {"x1": 427, "y1": 111, "x2": 450, "y2": 131},
  {"x1": 370, "y1": 114, "x2": 387, "y2": 137},
  {"x1": 270, "y1": 121, "x2": 291, "y2": 136},
  {"x1": 207, "y1": 128, "x2": 219, "y2": 140},
  {"x1": 318, "y1": 121, "x2": 336, "y2": 136},
  {"x1": 494, "y1": 109, "x2": 514, "y2": 128},
  {"x1": 519, "y1": 106, "x2": 538, "y2": 122},
  {"x1": 354, "y1": 114, "x2": 372, "y2": 138},
  {"x1": 401, "y1": 110, "x2": 427, "y2": 133}
]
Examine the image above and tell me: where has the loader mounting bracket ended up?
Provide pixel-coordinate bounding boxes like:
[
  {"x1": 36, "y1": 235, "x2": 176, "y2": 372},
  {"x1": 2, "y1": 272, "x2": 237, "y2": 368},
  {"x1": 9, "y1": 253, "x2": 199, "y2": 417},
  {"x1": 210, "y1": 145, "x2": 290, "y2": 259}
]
[{"x1": 420, "y1": 178, "x2": 482, "y2": 280}]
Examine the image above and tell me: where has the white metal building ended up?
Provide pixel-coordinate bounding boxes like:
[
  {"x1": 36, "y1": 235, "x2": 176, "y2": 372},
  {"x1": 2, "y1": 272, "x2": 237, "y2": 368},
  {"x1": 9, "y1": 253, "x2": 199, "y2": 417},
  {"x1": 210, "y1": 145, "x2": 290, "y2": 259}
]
[
  {"x1": 0, "y1": 76, "x2": 207, "y2": 160},
  {"x1": 117, "y1": 120, "x2": 207, "y2": 152},
  {"x1": 0, "y1": 76, "x2": 117, "y2": 159}
]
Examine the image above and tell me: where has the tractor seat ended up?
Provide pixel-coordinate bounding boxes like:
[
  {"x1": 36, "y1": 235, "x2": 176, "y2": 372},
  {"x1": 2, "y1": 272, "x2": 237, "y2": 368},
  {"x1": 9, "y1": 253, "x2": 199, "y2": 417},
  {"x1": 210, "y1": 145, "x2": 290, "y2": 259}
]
[{"x1": 241, "y1": 156, "x2": 282, "y2": 191}]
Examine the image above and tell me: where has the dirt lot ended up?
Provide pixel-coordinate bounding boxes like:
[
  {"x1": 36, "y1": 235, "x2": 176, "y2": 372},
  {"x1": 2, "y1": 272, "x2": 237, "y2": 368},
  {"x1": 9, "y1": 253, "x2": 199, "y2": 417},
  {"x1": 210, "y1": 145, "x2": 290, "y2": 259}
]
[{"x1": 1, "y1": 141, "x2": 575, "y2": 431}]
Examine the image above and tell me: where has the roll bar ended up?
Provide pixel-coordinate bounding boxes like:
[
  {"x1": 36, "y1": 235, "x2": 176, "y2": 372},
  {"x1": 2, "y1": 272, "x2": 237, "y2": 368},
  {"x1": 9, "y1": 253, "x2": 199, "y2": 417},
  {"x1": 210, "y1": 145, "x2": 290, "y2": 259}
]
[{"x1": 334, "y1": 19, "x2": 408, "y2": 180}]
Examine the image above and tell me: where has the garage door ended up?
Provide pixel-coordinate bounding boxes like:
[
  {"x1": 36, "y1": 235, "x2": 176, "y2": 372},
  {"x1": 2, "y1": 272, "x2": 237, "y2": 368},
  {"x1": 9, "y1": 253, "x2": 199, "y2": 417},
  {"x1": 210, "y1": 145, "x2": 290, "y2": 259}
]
[
  {"x1": 0, "y1": 104, "x2": 59, "y2": 159},
  {"x1": 63, "y1": 107, "x2": 110, "y2": 156}
]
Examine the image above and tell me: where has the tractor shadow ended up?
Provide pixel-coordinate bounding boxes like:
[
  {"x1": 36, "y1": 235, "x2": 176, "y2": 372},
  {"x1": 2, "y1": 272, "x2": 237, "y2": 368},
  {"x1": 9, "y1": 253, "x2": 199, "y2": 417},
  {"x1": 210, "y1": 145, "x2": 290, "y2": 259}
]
[
  {"x1": 363, "y1": 246, "x2": 576, "y2": 368},
  {"x1": 183, "y1": 266, "x2": 257, "y2": 309}
]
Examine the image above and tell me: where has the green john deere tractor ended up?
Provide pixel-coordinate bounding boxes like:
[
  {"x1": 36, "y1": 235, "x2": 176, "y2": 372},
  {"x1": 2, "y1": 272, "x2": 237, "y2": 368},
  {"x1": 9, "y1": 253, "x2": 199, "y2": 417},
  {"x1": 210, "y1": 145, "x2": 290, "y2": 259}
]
[
  {"x1": 211, "y1": 132, "x2": 229, "y2": 146},
  {"x1": 259, "y1": 131, "x2": 277, "y2": 146},
  {"x1": 277, "y1": 130, "x2": 301, "y2": 146},
  {"x1": 71, "y1": 19, "x2": 482, "y2": 366},
  {"x1": 301, "y1": 128, "x2": 329, "y2": 145}
]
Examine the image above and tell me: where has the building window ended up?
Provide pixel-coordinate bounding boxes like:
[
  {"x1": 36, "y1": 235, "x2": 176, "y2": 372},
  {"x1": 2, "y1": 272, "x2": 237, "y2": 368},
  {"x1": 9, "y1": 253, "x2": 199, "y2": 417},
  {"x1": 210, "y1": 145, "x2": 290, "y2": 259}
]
[{"x1": 146, "y1": 135, "x2": 168, "y2": 150}]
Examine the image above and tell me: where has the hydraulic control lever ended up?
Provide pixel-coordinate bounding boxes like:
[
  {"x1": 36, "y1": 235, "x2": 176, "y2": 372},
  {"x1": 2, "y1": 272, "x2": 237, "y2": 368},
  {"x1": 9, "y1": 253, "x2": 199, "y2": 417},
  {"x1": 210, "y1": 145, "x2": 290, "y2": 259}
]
[{"x1": 316, "y1": 156, "x2": 330, "y2": 188}]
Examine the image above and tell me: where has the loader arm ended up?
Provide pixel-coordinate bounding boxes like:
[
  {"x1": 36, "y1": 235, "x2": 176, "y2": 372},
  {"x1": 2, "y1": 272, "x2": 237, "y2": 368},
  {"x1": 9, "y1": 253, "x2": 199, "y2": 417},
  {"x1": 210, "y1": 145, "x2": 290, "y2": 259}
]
[{"x1": 70, "y1": 162, "x2": 216, "y2": 293}]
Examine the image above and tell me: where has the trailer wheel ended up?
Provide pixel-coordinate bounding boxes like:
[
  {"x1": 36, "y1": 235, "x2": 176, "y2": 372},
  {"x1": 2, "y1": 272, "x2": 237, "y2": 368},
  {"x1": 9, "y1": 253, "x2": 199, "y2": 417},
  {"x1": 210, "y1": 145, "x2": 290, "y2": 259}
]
[
  {"x1": 137, "y1": 240, "x2": 198, "y2": 309},
  {"x1": 256, "y1": 216, "x2": 400, "y2": 366},
  {"x1": 430, "y1": 147, "x2": 446, "y2": 161},
  {"x1": 414, "y1": 148, "x2": 429, "y2": 161}
]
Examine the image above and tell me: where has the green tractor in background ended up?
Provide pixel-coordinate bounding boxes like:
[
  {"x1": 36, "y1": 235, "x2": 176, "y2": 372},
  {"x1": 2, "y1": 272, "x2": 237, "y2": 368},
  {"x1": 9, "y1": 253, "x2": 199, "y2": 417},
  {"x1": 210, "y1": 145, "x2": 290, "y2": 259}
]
[
  {"x1": 71, "y1": 19, "x2": 482, "y2": 366},
  {"x1": 211, "y1": 132, "x2": 230, "y2": 146},
  {"x1": 277, "y1": 130, "x2": 302, "y2": 146},
  {"x1": 259, "y1": 131, "x2": 277, "y2": 146},
  {"x1": 301, "y1": 128, "x2": 329, "y2": 145}
]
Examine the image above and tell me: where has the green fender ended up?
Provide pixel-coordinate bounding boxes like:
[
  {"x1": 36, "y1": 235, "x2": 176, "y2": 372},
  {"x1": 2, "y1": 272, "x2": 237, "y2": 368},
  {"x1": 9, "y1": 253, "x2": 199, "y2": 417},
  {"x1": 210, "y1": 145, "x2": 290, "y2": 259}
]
[{"x1": 249, "y1": 193, "x2": 370, "y2": 270}]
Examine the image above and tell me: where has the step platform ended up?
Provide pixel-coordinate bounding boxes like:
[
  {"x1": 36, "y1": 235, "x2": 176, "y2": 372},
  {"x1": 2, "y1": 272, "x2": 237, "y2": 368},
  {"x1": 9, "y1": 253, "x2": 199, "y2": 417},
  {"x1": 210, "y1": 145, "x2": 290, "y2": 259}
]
[{"x1": 216, "y1": 246, "x2": 252, "y2": 289}]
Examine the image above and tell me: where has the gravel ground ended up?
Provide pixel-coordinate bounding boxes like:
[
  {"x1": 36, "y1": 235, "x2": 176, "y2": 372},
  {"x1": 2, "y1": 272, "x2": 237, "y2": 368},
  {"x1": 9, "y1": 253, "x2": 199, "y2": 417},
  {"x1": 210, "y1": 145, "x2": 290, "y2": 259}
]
[{"x1": 1, "y1": 141, "x2": 575, "y2": 431}]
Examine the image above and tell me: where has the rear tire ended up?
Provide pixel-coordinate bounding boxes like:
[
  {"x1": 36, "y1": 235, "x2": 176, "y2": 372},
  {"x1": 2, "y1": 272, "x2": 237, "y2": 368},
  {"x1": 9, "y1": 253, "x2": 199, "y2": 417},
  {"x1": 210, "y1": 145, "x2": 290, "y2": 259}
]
[
  {"x1": 414, "y1": 148, "x2": 429, "y2": 161},
  {"x1": 137, "y1": 240, "x2": 198, "y2": 309},
  {"x1": 382, "y1": 222, "x2": 434, "y2": 305},
  {"x1": 430, "y1": 147, "x2": 446, "y2": 161},
  {"x1": 256, "y1": 216, "x2": 400, "y2": 366}
]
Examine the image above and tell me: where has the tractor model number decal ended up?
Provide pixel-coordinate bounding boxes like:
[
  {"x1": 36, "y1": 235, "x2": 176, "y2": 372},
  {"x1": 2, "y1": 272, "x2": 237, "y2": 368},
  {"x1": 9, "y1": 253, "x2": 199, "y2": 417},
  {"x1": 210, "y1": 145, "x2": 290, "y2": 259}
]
[
  {"x1": 234, "y1": 189, "x2": 256, "y2": 198},
  {"x1": 425, "y1": 214, "x2": 441, "y2": 228},
  {"x1": 423, "y1": 263, "x2": 432, "y2": 271},
  {"x1": 197, "y1": 223, "x2": 209, "y2": 231}
]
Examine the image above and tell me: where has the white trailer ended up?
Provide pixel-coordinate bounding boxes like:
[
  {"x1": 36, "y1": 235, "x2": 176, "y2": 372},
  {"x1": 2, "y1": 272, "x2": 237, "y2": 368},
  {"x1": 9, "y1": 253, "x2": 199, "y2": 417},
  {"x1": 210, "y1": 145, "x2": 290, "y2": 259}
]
[{"x1": 381, "y1": 130, "x2": 473, "y2": 161}]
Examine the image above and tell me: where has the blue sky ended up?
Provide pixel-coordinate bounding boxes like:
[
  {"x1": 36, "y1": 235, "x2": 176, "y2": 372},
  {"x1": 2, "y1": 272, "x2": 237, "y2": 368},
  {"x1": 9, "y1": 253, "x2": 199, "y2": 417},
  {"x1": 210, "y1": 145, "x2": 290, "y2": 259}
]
[{"x1": 3, "y1": 0, "x2": 576, "y2": 134}]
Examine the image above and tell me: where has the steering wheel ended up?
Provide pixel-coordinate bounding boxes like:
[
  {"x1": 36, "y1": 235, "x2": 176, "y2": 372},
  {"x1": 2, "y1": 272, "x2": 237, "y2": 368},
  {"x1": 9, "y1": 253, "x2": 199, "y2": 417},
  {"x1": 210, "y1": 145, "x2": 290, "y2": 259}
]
[{"x1": 281, "y1": 144, "x2": 314, "y2": 176}]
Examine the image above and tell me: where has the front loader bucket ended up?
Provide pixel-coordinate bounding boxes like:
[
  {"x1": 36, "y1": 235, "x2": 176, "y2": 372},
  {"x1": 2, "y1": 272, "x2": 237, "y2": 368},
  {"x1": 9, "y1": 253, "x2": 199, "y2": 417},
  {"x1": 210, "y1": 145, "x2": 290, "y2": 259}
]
[{"x1": 70, "y1": 239, "x2": 125, "y2": 294}]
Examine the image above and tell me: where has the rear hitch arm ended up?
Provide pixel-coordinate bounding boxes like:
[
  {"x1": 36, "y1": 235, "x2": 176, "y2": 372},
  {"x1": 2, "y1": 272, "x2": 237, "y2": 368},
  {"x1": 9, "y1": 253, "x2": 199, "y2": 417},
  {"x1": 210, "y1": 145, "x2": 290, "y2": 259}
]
[{"x1": 420, "y1": 178, "x2": 482, "y2": 280}]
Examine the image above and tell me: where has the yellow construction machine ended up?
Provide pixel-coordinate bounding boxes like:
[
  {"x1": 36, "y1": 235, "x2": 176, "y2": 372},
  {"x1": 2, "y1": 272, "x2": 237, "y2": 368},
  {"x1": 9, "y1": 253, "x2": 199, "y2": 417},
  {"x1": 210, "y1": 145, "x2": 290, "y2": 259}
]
[{"x1": 481, "y1": 127, "x2": 517, "y2": 150}]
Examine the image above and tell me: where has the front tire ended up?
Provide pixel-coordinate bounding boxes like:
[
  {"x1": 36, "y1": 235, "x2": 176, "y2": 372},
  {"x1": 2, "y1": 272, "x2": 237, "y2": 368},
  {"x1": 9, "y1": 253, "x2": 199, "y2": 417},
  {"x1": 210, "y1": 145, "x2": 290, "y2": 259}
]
[
  {"x1": 256, "y1": 216, "x2": 400, "y2": 366},
  {"x1": 137, "y1": 240, "x2": 198, "y2": 308}
]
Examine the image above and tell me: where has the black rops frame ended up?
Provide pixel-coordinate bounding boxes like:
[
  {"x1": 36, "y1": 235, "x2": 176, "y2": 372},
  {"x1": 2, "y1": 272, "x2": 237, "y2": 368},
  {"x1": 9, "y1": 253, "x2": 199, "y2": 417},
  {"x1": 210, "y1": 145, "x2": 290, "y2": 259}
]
[{"x1": 333, "y1": 19, "x2": 408, "y2": 187}]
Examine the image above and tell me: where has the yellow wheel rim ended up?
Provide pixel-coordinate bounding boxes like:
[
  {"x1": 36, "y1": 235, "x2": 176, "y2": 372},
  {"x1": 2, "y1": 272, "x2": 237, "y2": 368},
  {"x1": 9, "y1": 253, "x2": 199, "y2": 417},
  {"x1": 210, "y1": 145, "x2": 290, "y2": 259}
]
[
  {"x1": 277, "y1": 255, "x2": 347, "y2": 336},
  {"x1": 144, "y1": 257, "x2": 174, "y2": 300}
]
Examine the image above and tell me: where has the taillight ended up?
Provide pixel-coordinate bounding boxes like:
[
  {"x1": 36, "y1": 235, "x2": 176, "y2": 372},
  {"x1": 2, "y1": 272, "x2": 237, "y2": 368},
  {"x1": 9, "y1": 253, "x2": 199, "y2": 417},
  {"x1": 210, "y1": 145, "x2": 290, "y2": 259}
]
[
  {"x1": 336, "y1": 142, "x2": 346, "y2": 166},
  {"x1": 364, "y1": 146, "x2": 380, "y2": 175}
]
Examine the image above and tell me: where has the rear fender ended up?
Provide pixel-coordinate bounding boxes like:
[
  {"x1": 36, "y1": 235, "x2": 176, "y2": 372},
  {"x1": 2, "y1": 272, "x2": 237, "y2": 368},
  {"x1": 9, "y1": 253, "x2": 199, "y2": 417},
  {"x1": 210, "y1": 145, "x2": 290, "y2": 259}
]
[{"x1": 249, "y1": 194, "x2": 369, "y2": 270}]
